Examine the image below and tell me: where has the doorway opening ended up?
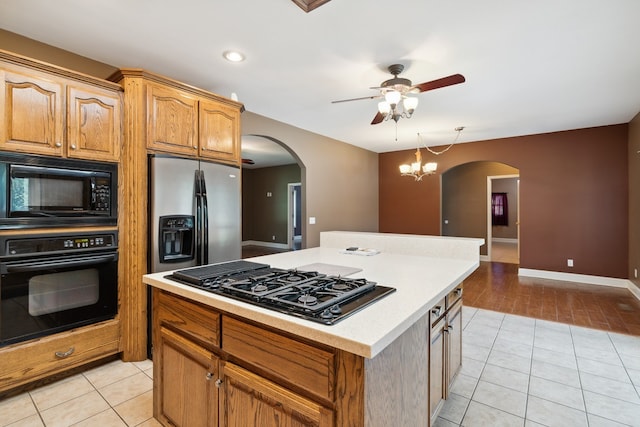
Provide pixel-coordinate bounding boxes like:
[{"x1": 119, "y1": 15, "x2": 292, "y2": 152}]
[
  {"x1": 487, "y1": 175, "x2": 520, "y2": 264},
  {"x1": 441, "y1": 161, "x2": 519, "y2": 263},
  {"x1": 240, "y1": 134, "x2": 304, "y2": 254},
  {"x1": 288, "y1": 183, "x2": 302, "y2": 250}
]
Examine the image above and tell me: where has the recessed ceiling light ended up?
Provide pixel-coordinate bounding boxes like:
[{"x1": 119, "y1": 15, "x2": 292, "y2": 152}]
[{"x1": 223, "y1": 50, "x2": 246, "y2": 62}]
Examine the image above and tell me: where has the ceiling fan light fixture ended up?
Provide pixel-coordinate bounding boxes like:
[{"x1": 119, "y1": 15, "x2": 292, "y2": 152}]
[
  {"x1": 403, "y1": 96, "x2": 418, "y2": 114},
  {"x1": 384, "y1": 90, "x2": 402, "y2": 106},
  {"x1": 378, "y1": 101, "x2": 391, "y2": 115}
]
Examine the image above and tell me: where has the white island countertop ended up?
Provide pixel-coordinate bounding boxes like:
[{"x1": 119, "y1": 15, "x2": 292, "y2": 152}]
[{"x1": 143, "y1": 232, "x2": 483, "y2": 359}]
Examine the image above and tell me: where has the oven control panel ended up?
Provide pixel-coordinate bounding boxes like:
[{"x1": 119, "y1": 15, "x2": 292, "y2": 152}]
[{"x1": 1, "y1": 233, "x2": 117, "y2": 257}]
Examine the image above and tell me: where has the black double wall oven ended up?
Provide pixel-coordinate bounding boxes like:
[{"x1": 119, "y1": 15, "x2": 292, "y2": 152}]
[{"x1": 0, "y1": 153, "x2": 119, "y2": 347}]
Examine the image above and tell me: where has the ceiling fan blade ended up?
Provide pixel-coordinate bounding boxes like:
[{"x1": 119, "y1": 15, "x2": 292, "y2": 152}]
[
  {"x1": 371, "y1": 111, "x2": 385, "y2": 125},
  {"x1": 331, "y1": 94, "x2": 381, "y2": 104},
  {"x1": 414, "y1": 74, "x2": 465, "y2": 92}
]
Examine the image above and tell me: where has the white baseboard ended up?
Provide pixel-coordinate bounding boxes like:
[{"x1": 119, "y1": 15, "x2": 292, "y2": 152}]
[
  {"x1": 629, "y1": 282, "x2": 640, "y2": 301},
  {"x1": 519, "y1": 268, "x2": 640, "y2": 302},
  {"x1": 242, "y1": 240, "x2": 289, "y2": 250},
  {"x1": 492, "y1": 238, "x2": 518, "y2": 244}
]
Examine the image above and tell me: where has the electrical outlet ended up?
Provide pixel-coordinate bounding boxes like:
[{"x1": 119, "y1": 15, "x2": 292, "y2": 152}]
[
  {"x1": 567, "y1": 259, "x2": 574, "y2": 267},
  {"x1": 272, "y1": 235, "x2": 275, "y2": 241},
  {"x1": 309, "y1": 217, "x2": 316, "y2": 225}
]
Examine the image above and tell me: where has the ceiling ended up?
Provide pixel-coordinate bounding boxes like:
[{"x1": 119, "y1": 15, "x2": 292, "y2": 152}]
[{"x1": 2, "y1": 0, "x2": 640, "y2": 165}]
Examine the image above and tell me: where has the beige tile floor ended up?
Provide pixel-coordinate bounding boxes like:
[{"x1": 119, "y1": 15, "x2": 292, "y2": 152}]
[
  {"x1": 0, "y1": 359, "x2": 159, "y2": 427},
  {"x1": 2, "y1": 308, "x2": 640, "y2": 426},
  {"x1": 435, "y1": 307, "x2": 640, "y2": 426}
]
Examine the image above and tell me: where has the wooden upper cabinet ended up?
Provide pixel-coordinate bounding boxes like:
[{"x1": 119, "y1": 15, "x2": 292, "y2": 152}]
[
  {"x1": 199, "y1": 99, "x2": 240, "y2": 162},
  {"x1": 0, "y1": 52, "x2": 123, "y2": 162},
  {"x1": 67, "y1": 84, "x2": 121, "y2": 162},
  {"x1": 0, "y1": 69, "x2": 64, "y2": 156},
  {"x1": 147, "y1": 83, "x2": 198, "y2": 157}
]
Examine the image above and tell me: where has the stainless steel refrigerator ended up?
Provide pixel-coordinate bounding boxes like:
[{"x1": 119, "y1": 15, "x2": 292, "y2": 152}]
[{"x1": 148, "y1": 155, "x2": 241, "y2": 273}]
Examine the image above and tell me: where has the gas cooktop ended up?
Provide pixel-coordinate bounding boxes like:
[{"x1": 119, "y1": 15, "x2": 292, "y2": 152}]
[{"x1": 168, "y1": 260, "x2": 395, "y2": 325}]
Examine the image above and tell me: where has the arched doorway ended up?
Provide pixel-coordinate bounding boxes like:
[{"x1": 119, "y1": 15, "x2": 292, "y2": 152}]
[
  {"x1": 240, "y1": 135, "x2": 304, "y2": 253},
  {"x1": 441, "y1": 161, "x2": 520, "y2": 263}
]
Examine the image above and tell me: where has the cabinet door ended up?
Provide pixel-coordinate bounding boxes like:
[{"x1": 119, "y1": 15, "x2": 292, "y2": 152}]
[
  {"x1": 447, "y1": 302, "x2": 463, "y2": 389},
  {"x1": 147, "y1": 83, "x2": 198, "y2": 156},
  {"x1": 67, "y1": 84, "x2": 121, "y2": 162},
  {"x1": 220, "y1": 361, "x2": 334, "y2": 427},
  {"x1": 429, "y1": 317, "x2": 446, "y2": 421},
  {"x1": 199, "y1": 99, "x2": 240, "y2": 163},
  {"x1": 156, "y1": 326, "x2": 219, "y2": 427},
  {"x1": 0, "y1": 69, "x2": 64, "y2": 156}
]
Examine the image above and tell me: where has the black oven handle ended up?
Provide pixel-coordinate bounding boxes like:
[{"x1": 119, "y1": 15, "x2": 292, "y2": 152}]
[{"x1": 4, "y1": 253, "x2": 117, "y2": 273}]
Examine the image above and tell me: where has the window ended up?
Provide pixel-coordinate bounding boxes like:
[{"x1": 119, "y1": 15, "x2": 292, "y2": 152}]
[{"x1": 491, "y1": 193, "x2": 508, "y2": 226}]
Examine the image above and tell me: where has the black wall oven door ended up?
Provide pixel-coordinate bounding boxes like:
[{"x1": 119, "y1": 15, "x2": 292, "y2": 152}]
[{"x1": 0, "y1": 232, "x2": 118, "y2": 347}]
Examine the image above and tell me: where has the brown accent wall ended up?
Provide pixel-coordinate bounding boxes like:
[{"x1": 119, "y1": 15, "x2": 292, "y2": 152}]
[
  {"x1": 380, "y1": 125, "x2": 629, "y2": 278},
  {"x1": 629, "y1": 112, "x2": 640, "y2": 290},
  {"x1": 242, "y1": 164, "x2": 301, "y2": 244}
]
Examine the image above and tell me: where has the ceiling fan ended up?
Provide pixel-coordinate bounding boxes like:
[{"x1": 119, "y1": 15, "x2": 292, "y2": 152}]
[{"x1": 331, "y1": 64, "x2": 465, "y2": 124}]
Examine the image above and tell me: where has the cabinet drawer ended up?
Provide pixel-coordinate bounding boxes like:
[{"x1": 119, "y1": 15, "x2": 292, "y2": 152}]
[
  {"x1": 222, "y1": 316, "x2": 335, "y2": 401},
  {"x1": 431, "y1": 297, "x2": 446, "y2": 324},
  {"x1": 156, "y1": 290, "x2": 220, "y2": 348},
  {"x1": 446, "y1": 284, "x2": 463, "y2": 308},
  {"x1": 0, "y1": 319, "x2": 120, "y2": 394}
]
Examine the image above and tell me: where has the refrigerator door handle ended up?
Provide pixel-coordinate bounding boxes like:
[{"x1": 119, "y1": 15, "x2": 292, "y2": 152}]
[
  {"x1": 201, "y1": 170, "x2": 209, "y2": 265},
  {"x1": 194, "y1": 169, "x2": 203, "y2": 265}
]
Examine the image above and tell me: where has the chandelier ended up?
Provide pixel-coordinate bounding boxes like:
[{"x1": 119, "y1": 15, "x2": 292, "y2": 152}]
[
  {"x1": 399, "y1": 127, "x2": 464, "y2": 181},
  {"x1": 377, "y1": 91, "x2": 419, "y2": 123}
]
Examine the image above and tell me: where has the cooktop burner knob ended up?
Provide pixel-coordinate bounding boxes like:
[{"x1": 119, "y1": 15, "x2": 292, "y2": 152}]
[
  {"x1": 330, "y1": 304, "x2": 342, "y2": 315},
  {"x1": 320, "y1": 309, "x2": 334, "y2": 319}
]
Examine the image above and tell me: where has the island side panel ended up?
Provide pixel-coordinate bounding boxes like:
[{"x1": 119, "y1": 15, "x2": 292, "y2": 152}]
[
  {"x1": 335, "y1": 350, "x2": 365, "y2": 427},
  {"x1": 364, "y1": 312, "x2": 430, "y2": 427}
]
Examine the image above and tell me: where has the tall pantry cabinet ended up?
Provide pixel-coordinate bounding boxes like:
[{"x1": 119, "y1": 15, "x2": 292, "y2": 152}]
[{"x1": 108, "y1": 68, "x2": 243, "y2": 361}]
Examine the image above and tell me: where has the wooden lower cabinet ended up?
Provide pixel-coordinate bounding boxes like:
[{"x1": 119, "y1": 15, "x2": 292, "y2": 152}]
[
  {"x1": 446, "y1": 300, "x2": 463, "y2": 387},
  {"x1": 0, "y1": 319, "x2": 120, "y2": 395},
  {"x1": 153, "y1": 289, "x2": 336, "y2": 427},
  {"x1": 429, "y1": 285, "x2": 464, "y2": 424},
  {"x1": 156, "y1": 326, "x2": 219, "y2": 427},
  {"x1": 220, "y1": 362, "x2": 334, "y2": 427}
]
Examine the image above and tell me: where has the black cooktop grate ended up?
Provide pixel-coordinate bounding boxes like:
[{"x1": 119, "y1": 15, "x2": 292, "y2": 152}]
[{"x1": 171, "y1": 260, "x2": 269, "y2": 286}]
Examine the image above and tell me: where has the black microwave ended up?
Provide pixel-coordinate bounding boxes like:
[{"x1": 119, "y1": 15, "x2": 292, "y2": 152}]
[{"x1": 0, "y1": 153, "x2": 117, "y2": 228}]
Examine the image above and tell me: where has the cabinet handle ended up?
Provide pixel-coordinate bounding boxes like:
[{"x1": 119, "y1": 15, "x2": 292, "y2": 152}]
[
  {"x1": 214, "y1": 379, "x2": 223, "y2": 388},
  {"x1": 54, "y1": 347, "x2": 75, "y2": 358},
  {"x1": 431, "y1": 306, "x2": 442, "y2": 317},
  {"x1": 70, "y1": 144, "x2": 77, "y2": 150},
  {"x1": 205, "y1": 372, "x2": 213, "y2": 380},
  {"x1": 55, "y1": 142, "x2": 62, "y2": 148},
  {"x1": 193, "y1": 145, "x2": 197, "y2": 149},
  {"x1": 455, "y1": 288, "x2": 463, "y2": 296},
  {"x1": 448, "y1": 325, "x2": 454, "y2": 331}
]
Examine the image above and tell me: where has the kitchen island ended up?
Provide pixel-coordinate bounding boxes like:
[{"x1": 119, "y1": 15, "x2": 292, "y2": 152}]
[{"x1": 143, "y1": 231, "x2": 482, "y2": 427}]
